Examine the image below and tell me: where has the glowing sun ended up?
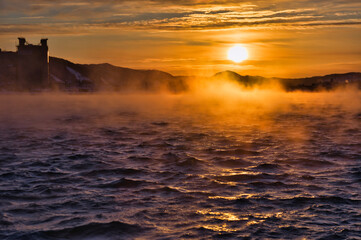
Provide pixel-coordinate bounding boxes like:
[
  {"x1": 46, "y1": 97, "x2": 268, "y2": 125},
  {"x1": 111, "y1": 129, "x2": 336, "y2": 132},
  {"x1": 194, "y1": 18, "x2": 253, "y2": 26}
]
[{"x1": 227, "y1": 45, "x2": 248, "y2": 63}]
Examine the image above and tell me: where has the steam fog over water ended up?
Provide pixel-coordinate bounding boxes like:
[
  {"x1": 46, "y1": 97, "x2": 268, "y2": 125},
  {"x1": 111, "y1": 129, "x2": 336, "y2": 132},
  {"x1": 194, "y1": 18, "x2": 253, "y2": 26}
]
[{"x1": 0, "y1": 87, "x2": 360, "y2": 239}]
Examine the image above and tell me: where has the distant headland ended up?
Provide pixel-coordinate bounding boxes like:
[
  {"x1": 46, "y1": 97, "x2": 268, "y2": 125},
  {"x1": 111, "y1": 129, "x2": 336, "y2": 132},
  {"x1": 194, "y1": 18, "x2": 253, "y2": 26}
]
[{"x1": 0, "y1": 38, "x2": 360, "y2": 92}]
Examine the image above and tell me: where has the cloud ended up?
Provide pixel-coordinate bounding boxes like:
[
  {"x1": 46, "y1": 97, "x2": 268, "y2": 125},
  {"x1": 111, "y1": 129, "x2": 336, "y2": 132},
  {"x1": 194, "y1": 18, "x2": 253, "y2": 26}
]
[{"x1": 0, "y1": 0, "x2": 360, "y2": 34}]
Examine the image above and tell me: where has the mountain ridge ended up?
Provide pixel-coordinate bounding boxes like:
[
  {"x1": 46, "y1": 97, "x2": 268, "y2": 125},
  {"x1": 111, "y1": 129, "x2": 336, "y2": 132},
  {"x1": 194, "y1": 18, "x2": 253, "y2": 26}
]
[
  {"x1": 0, "y1": 53, "x2": 360, "y2": 92},
  {"x1": 211, "y1": 70, "x2": 361, "y2": 91}
]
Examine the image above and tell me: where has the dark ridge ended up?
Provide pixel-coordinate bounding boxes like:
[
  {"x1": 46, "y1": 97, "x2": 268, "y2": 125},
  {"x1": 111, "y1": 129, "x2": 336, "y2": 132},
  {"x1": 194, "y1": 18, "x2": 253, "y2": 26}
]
[
  {"x1": 278, "y1": 196, "x2": 361, "y2": 206},
  {"x1": 24, "y1": 221, "x2": 149, "y2": 240},
  {"x1": 49, "y1": 56, "x2": 187, "y2": 92},
  {"x1": 215, "y1": 158, "x2": 251, "y2": 168},
  {"x1": 277, "y1": 72, "x2": 361, "y2": 91},
  {"x1": 212, "y1": 70, "x2": 268, "y2": 87},
  {"x1": 81, "y1": 167, "x2": 143, "y2": 177},
  {"x1": 0, "y1": 49, "x2": 360, "y2": 92},
  {"x1": 97, "y1": 178, "x2": 148, "y2": 188},
  {"x1": 234, "y1": 197, "x2": 253, "y2": 205},
  {"x1": 176, "y1": 156, "x2": 204, "y2": 167},
  {"x1": 253, "y1": 163, "x2": 280, "y2": 171}
]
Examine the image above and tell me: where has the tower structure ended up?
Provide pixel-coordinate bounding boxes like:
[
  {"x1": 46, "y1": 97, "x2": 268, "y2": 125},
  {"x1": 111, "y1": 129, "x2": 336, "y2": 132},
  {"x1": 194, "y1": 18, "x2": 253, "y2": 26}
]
[{"x1": 16, "y1": 38, "x2": 49, "y2": 89}]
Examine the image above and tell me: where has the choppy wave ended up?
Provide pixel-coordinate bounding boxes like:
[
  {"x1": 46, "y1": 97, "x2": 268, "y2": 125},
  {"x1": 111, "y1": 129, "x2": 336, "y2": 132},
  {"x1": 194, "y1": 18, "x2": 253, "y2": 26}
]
[{"x1": 0, "y1": 92, "x2": 360, "y2": 239}]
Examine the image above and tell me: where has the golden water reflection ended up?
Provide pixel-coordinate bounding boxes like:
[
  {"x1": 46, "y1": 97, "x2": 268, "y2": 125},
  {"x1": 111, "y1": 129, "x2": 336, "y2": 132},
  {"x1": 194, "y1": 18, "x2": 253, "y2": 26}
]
[
  {"x1": 196, "y1": 209, "x2": 241, "y2": 221},
  {"x1": 197, "y1": 208, "x2": 286, "y2": 231}
]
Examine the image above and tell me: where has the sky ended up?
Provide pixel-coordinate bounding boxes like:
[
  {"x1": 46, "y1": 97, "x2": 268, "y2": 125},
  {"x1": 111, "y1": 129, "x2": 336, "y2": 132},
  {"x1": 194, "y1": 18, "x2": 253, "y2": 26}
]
[{"x1": 0, "y1": 0, "x2": 360, "y2": 77}]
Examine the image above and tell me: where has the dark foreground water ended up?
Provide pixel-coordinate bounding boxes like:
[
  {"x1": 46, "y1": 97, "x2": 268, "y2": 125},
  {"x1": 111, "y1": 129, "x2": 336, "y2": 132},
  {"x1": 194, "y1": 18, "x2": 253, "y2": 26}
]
[{"x1": 0, "y1": 91, "x2": 360, "y2": 239}]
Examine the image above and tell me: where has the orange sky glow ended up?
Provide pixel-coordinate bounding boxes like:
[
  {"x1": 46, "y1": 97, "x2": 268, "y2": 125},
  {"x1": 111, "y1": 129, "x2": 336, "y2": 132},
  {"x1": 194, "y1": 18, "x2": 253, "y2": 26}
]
[{"x1": 0, "y1": 0, "x2": 360, "y2": 77}]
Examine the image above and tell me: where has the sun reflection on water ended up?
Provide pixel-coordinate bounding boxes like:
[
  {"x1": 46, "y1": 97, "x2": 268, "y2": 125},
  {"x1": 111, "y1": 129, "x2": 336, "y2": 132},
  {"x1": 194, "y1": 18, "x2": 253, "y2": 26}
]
[
  {"x1": 202, "y1": 224, "x2": 237, "y2": 232},
  {"x1": 196, "y1": 209, "x2": 240, "y2": 221}
]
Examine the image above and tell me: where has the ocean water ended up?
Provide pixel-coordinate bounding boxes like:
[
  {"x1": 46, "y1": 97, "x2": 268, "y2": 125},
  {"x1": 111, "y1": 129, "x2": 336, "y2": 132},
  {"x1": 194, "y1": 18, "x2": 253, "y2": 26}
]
[{"x1": 0, "y1": 90, "x2": 360, "y2": 239}]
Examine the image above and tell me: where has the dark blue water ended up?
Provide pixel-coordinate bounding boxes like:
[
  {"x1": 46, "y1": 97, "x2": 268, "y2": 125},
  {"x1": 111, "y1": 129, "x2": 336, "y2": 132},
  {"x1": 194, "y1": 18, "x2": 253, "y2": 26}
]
[{"x1": 0, "y1": 93, "x2": 360, "y2": 239}]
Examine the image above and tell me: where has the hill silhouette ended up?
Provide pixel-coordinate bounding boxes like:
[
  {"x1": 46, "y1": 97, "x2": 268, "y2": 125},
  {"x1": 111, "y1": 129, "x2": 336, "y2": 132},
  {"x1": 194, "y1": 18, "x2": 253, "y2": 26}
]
[
  {"x1": 212, "y1": 70, "x2": 361, "y2": 91},
  {"x1": 49, "y1": 57, "x2": 186, "y2": 92},
  {"x1": 212, "y1": 71, "x2": 269, "y2": 87},
  {"x1": 0, "y1": 53, "x2": 360, "y2": 92}
]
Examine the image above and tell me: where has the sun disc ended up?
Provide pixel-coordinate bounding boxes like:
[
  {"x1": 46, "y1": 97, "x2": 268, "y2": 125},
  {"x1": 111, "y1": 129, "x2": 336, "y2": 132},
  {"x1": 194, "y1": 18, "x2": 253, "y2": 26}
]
[{"x1": 227, "y1": 45, "x2": 248, "y2": 63}]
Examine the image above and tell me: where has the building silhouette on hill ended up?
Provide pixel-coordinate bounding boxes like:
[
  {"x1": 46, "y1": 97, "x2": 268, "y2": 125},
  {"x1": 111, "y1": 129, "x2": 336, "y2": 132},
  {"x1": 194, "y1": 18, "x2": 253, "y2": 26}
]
[{"x1": 16, "y1": 38, "x2": 49, "y2": 89}]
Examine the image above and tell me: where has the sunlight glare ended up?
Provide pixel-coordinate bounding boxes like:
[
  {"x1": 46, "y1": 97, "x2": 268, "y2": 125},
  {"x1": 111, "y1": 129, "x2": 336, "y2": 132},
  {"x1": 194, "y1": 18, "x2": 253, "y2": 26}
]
[{"x1": 227, "y1": 45, "x2": 249, "y2": 63}]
